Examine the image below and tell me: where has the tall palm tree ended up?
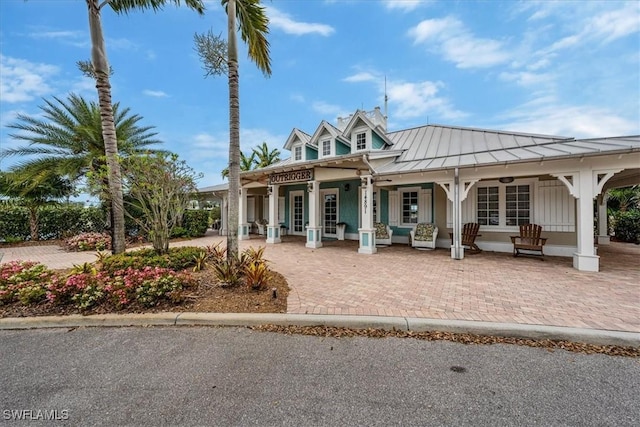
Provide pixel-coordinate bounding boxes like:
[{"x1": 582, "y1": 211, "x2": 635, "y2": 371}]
[
  {"x1": 224, "y1": 0, "x2": 272, "y2": 259},
  {"x1": 2, "y1": 93, "x2": 162, "y2": 214},
  {"x1": 84, "y1": 0, "x2": 205, "y2": 253},
  {"x1": 253, "y1": 141, "x2": 280, "y2": 168},
  {"x1": 221, "y1": 150, "x2": 256, "y2": 178},
  {"x1": 607, "y1": 185, "x2": 640, "y2": 212}
]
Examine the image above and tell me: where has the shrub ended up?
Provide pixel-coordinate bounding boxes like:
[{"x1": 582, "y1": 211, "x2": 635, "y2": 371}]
[
  {"x1": 100, "y1": 246, "x2": 203, "y2": 274},
  {"x1": 613, "y1": 210, "x2": 640, "y2": 243},
  {"x1": 65, "y1": 232, "x2": 112, "y2": 251},
  {"x1": 170, "y1": 226, "x2": 189, "y2": 239},
  {"x1": 105, "y1": 267, "x2": 194, "y2": 308},
  {"x1": 0, "y1": 261, "x2": 56, "y2": 305},
  {"x1": 0, "y1": 205, "x2": 30, "y2": 241},
  {"x1": 182, "y1": 210, "x2": 209, "y2": 237}
]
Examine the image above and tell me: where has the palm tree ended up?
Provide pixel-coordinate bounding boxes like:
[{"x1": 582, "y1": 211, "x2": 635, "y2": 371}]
[
  {"x1": 607, "y1": 185, "x2": 640, "y2": 212},
  {"x1": 2, "y1": 93, "x2": 162, "y2": 226},
  {"x1": 224, "y1": 0, "x2": 272, "y2": 259},
  {"x1": 253, "y1": 141, "x2": 280, "y2": 168},
  {"x1": 0, "y1": 171, "x2": 73, "y2": 241},
  {"x1": 221, "y1": 150, "x2": 256, "y2": 178},
  {"x1": 84, "y1": 0, "x2": 205, "y2": 253}
]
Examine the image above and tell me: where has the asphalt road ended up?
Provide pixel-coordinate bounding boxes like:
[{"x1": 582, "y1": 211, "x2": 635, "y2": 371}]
[{"x1": 1, "y1": 326, "x2": 638, "y2": 426}]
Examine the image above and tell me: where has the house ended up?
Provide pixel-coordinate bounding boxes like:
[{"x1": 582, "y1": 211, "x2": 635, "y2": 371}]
[{"x1": 204, "y1": 107, "x2": 640, "y2": 272}]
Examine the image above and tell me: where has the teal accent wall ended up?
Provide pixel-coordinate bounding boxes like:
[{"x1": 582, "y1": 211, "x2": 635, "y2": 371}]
[
  {"x1": 283, "y1": 184, "x2": 309, "y2": 231},
  {"x1": 305, "y1": 146, "x2": 317, "y2": 160},
  {"x1": 379, "y1": 189, "x2": 389, "y2": 224},
  {"x1": 319, "y1": 179, "x2": 361, "y2": 235},
  {"x1": 372, "y1": 133, "x2": 386, "y2": 149},
  {"x1": 336, "y1": 140, "x2": 350, "y2": 155}
]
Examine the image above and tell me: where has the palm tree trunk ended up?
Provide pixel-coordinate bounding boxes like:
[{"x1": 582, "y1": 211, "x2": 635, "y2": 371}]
[
  {"x1": 227, "y1": 0, "x2": 240, "y2": 259},
  {"x1": 86, "y1": 0, "x2": 126, "y2": 254},
  {"x1": 28, "y1": 206, "x2": 39, "y2": 242}
]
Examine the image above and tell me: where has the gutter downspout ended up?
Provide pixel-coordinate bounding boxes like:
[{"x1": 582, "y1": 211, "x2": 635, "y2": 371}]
[{"x1": 362, "y1": 153, "x2": 375, "y2": 176}]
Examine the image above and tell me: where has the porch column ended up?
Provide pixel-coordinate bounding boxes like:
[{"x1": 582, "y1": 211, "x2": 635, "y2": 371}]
[
  {"x1": 597, "y1": 193, "x2": 610, "y2": 245},
  {"x1": 238, "y1": 187, "x2": 250, "y2": 240},
  {"x1": 574, "y1": 170, "x2": 599, "y2": 271},
  {"x1": 305, "y1": 181, "x2": 322, "y2": 249},
  {"x1": 219, "y1": 195, "x2": 228, "y2": 236},
  {"x1": 358, "y1": 175, "x2": 376, "y2": 254},
  {"x1": 266, "y1": 185, "x2": 281, "y2": 244}
]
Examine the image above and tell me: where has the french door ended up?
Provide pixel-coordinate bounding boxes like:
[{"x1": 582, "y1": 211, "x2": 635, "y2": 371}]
[
  {"x1": 290, "y1": 191, "x2": 305, "y2": 235},
  {"x1": 322, "y1": 190, "x2": 338, "y2": 238}
]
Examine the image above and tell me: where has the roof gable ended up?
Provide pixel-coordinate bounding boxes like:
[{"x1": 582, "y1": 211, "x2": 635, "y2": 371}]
[{"x1": 284, "y1": 128, "x2": 312, "y2": 150}]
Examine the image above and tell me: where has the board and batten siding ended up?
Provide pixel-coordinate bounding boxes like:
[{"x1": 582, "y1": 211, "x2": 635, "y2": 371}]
[
  {"x1": 445, "y1": 179, "x2": 575, "y2": 231},
  {"x1": 534, "y1": 180, "x2": 575, "y2": 232}
]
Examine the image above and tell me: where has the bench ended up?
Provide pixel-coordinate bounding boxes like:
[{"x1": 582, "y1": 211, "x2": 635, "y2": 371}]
[{"x1": 510, "y1": 224, "x2": 547, "y2": 260}]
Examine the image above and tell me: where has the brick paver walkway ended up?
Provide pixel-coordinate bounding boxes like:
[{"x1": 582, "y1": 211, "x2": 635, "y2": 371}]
[{"x1": 2, "y1": 234, "x2": 638, "y2": 332}]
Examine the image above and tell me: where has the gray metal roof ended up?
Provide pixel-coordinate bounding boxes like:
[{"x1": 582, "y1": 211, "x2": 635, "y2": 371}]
[
  {"x1": 377, "y1": 124, "x2": 640, "y2": 174},
  {"x1": 198, "y1": 183, "x2": 229, "y2": 193}
]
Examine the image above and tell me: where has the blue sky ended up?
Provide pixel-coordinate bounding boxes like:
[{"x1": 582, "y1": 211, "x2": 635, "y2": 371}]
[{"x1": 1, "y1": 0, "x2": 639, "y2": 194}]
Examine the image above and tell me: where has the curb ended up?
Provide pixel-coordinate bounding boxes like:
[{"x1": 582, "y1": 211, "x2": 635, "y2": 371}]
[{"x1": 1, "y1": 312, "x2": 638, "y2": 348}]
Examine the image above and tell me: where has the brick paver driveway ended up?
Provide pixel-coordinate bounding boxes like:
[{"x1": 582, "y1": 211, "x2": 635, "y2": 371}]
[{"x1": 2, "y1": 234, "x2": 638, "y2": 332}]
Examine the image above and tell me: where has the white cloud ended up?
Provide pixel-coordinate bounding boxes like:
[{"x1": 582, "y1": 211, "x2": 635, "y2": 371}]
[
  {"x1": 343, "y1": 72, "x2": 377, "y2": 83},
  {"x1": 585, "y1": 2, "x2": 640, "y2": 44},
  {"x1": 72, "y1": 77, "x2": 96, "y2": 94},
  {"x1": 143, "y1": 90, "x2": 169, "y2": 98},
  {"x1": 497, "y1": 103, "x2": 638, "y2": 138},
  {"x1": 382, "y1": 0, "x2": 429, "y2": 12},
  {"x1": 499, "y1": 71, "x2": 554, "y2": 87},
  {"x1": 290, "y1": 93, "x2": 305, "y2": 103},
  {"x1": 28, "y1": 30, "x2": 83, "y2": 40},
  {"x1": 311, "y1": 101, "x2": 347, "y2": 117},
  {"x1": 0, "y1": 55, "x2": 58, "y2": 103},
  {"x1": 387, "y1": 79, "x2": 467, "y2": 121},
  {"x1": 408, "y1": 16, "x2": 510, "y2": 68},
  {"x1": 267, "y1": 7, "x2": 335, "y2": 36}
]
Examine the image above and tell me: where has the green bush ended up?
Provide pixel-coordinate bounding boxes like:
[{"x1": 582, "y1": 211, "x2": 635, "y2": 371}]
[
  {"x1": 170, "y1": 226, "x2": 190, "y2": 239},
  {"x1": 101, "y1": 246, "x2": 203, "y2": 274},
  {"x1": 0, "y1": 205, "x2": 106, "y2": 241},
  {"x1": 0, "y1": 205, "x2": 30, "y2": 241},
  {"x1": 183, "y1": 210, "x2": 209, "y2": 237},
  {"x1": 613, "y1": 211, "x2": 640, "y2": 243}
]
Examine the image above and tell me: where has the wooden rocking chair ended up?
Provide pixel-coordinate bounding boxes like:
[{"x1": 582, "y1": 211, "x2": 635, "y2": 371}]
[
  {"x1": 510, "y1": 224, "x2": 547, "y2": 260},
  {"x1": 449, "y1": 223, "x2": 482, "y2": 254}
]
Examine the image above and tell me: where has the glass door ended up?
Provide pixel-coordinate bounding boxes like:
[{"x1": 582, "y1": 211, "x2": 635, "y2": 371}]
[
  {"x1": 322, "y1": 190, "x2": 338, "y2": 237},
  {"x1": 290, "y1": 191, "x2": 304, "y2": 235}
]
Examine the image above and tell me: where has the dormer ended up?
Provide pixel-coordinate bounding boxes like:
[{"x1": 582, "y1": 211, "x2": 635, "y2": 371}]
[
  {"x1": 309, "y1": 121, "x2": 351, "y2": 159},
  {"x1": 284, "y1": 128, "x2": 317, "y2": 162},
  {"x1": 341, "y1": 109, "x2": 393, "y2": 154}
]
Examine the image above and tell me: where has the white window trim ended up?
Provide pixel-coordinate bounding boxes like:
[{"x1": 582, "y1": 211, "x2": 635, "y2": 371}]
[
  {"x1": 321, "y1": 139, "x2": 332, "y2": 157},
  {"x1": 351, "y1": 127, "x2": 371, "y2": 153},
  {"x1": 293, "y1": 145, "x2": 303, "y2": 162},
  {"x1": 476, "y1": 180, "x2": 534, "y2": 232},
  {"x1": 399, "y1": 186, "x2": 421, "y2": 228}
]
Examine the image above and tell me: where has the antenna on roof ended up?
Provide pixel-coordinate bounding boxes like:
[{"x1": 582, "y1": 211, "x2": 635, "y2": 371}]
[{"x1": 384, "y1": 75, "x2": 389, "y2": 120}]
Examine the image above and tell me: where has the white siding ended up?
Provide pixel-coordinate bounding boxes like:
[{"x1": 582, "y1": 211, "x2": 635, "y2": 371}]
[
  {"x1": 535, "y1": 180, "x2": 575, "y2": 232},
  {"x1": 389, "y1": 190, "x2": 399, "y2": 226},
  {"x1": 418, "y1": 189, "x2": 433, "y2": 223}
]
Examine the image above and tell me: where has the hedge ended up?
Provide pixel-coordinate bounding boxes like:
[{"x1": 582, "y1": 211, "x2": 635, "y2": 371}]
[
  {"x1": 613, "y1": 210, "x2": 640, "y2": 243},
  {"x1": 0, "y1": 205, "x2": 107, "y2": 241},
  {"x1": 182, "y1": 209, "x2": 209, "y2": 237}
]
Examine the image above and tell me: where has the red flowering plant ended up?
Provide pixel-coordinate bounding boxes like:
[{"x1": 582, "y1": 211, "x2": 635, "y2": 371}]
[
  {"x1": 106, "y1": 266, "x2": 195, "y2": 308},
  {"x1": 65, "y1": 232, "x2": 112, "y2": 252},
  {"x1": 0, "y1": 261, "x2": 56, "y2": 305}
]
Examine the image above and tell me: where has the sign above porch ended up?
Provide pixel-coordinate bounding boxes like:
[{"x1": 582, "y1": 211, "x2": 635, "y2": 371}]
[{"x1": 269, "y1": 169, "x2": 314, "y2": 185}]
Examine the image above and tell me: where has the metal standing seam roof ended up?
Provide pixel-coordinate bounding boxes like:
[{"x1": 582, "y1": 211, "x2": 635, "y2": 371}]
[{"x1": 377, "y1": 124, "x2": 640, "y2": 174}]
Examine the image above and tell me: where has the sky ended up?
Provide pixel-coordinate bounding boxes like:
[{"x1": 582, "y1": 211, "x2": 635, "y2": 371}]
[{"x1": 1, "y1": 0, "x2": 639, "y2": 196}]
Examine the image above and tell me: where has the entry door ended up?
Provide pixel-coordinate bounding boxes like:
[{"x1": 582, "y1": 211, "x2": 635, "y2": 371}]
[
  {"x1": 322, "y1": 190, "x2": 338, "y2": 237},
  {"x1": 290, "y1": 191, "x2": 305, "y2": 235}
]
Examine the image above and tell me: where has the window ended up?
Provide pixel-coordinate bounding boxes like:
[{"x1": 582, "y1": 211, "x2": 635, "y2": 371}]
[
  {"x1": 506, "y1": 185, "x2": 530, "y2": 226},
  {"x1": 402, "y1": 191, "x2": 419, "y2": 225},
  {"x1": 476, "y1": 183, "x2": 531, "y2": 228},
  {"x1": 322, "y1": 140, "x2": 331, "y2": 156},
  {"x1": 356, "y1": 132, "x2": 366, "y2": 150},
  {"x1": 294, "y1": 146, "x2": 302, "y2": 161},
  {"x1": 373, "y1": 191, "x2": 377, "y2": 222},
  {"x1": 477, "y1": 186, "x2": 499, "y2": 226}
]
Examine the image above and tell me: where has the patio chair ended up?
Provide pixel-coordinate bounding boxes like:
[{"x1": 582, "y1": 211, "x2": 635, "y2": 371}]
[
  {"x1": 449, "y1": 222, "x2": 482, "y2": 254},
  {"x1": 255, "y1": 219, "x2": 268, "y2": 235},
  {"x1": 374, "y1": 222, "x2": 393, "y2": 246},
  {"x1": 410, "y1": 223, "x2": 438, "y2": 250},
  {"x1": 510, "y1": 224, "x2": 547, "y2": 260}
]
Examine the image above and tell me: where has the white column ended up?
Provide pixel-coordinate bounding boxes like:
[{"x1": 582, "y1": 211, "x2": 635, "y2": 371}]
[
  {"x1": 305, "y1": 181, "x2": 322, "y2": 249},
  {"x1": 597, "y1": 194, "x2": 610, "y2": 245},
  {"x1": 219, "y1": 195, "x2": 228, "y2": 236},
  {"x1": 238, "y1": 187, "x2": 250, "y2": 240},
  {"x1": 358, "y1": 175, "x2": 376, "y2": 254},
  {"x1": 574, "y1": 170, "x2": 599, "y2": 271},
  {"x1": 266, "y1": 185, "x2": 281, "y2": 244}
]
